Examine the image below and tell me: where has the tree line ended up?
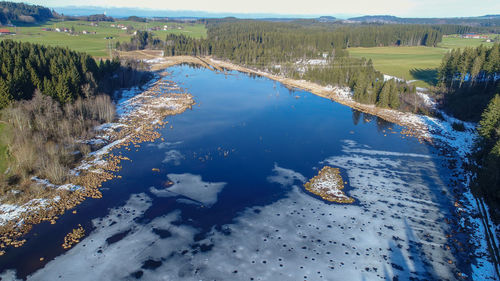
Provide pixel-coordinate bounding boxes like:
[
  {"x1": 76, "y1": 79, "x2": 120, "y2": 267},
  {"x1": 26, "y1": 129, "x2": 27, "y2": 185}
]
[
  {"x1": 349, "y1": 15, "x2": 500, "y2": 31},
  {"x1": 0, "y1": 40, "x2": 152, "y2": 197},
  {"x1": 0, "y1": 1, "x2": 53, "y2": 24},
  {"x1": 163, "y1": 20, "x2": 445, "y2": 60},
  {"x1": 159, "y1": 20, "x2": 430, "y2": 112},
  {"x1": 116, "y1": 31, "x2": 163, "y2": 51},
  {"x1": 436, "y1": 43, "x2": 500, "y2": 221},
  {"x1": 304, "y1": 57, "x2": 418, "y2": 111},
  {"x1": 438, "y1": 43, "x2": 500, "y2": 121},
  {"x1": 474, "y1": 94, "x2": 500, "y2": 221},
  {"x1": 0, "y1": 40, "x2": 151, "y2": 109}
]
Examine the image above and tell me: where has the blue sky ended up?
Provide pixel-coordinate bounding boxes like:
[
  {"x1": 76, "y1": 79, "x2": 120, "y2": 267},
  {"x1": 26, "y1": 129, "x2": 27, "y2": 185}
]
[{"x1": 13, "y1": 0, "x2": 500, "y2": 18}]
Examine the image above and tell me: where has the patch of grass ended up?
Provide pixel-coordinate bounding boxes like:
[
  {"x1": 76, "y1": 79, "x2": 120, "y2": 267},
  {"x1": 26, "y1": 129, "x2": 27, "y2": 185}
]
[
  {"x1": 348, "y1": 34, "x2": 497, "y2": 88},
  {"x1": 0, "y1": 20, "x2": 207, "y2": 57},
  {"x1": 348, "y1": 46, "x2": 447, "y2": 87},
  {"x1": 409, "y1": 68, "x2": 439, "y2": 86},
  {"x1": 0, "y1": 123, "x2": 11, "y2": 174}
]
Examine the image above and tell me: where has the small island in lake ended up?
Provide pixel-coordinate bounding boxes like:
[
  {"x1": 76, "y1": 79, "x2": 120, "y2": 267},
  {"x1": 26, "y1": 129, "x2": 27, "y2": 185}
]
[{"x1": 304, "y1": 166, "x2": 354, "y2": 204}]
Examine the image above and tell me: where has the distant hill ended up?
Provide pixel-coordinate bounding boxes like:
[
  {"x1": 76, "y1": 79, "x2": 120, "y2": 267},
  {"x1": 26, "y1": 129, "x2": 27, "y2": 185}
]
[
  {"x1": 65, "y1": 14, "x2": 114, "y2": 22},
  {"x1": 318, "y1": 16, "x2": 337, "y2": 22},
  {"x1": 0, "y1": 1, "x2": 53, "y2": 25},
  {"x1": 348, "y1": 15, "x2": 500, "y2": 27}
]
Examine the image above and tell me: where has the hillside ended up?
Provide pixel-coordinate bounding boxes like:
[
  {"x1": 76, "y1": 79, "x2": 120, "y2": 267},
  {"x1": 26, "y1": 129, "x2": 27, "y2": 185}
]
[
  {"x1": 348, "y1": 14, "x2": 500, "y2": 28},
  {"x1": 0, "y1": 1, "x2": 53, "y2": 24}
]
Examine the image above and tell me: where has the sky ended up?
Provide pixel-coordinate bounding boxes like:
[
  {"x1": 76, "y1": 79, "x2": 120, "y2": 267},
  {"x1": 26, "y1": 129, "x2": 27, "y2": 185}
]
[{"x1": 13, "y1": 0, "x2": 500, "y2": 18}]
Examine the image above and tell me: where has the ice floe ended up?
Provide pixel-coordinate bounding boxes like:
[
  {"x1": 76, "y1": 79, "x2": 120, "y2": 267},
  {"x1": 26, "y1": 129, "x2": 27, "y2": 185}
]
[
  {"x1": 147, "y1": 141, "x2": 184, "y2": 150},
  {"x1": 267, "y1": 163, "x2": 307, "y2": 186},
  {"x1": 151, "y1": 173, "x2": 226, "y2": 207},
  {"x1": 162, "y1": 150, "x2": 184, "y2": 165}
]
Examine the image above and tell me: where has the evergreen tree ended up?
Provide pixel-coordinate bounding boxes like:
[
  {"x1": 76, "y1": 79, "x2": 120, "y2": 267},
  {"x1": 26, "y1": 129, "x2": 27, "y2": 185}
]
[
  {"x1": 475, "y1": 94, "x2": 500, "y2": 218},
  {"x1": 377, "y1": 80, "x2": 392, "y2": 108},
  {"x1": 388, "y1": 80, "x2": 400, "y2": 109}
]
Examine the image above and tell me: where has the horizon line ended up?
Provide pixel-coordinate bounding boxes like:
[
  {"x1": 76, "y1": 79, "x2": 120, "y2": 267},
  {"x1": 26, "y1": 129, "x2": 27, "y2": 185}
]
[{"x1": 47, "y1": 5, "x2": 499, "y2": 20}]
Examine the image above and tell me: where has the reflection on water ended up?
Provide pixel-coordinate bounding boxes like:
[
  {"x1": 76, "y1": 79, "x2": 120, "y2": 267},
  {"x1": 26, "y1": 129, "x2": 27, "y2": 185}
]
[{"x1": 0, "y1": 65, "x2": 483, "y2": 280}]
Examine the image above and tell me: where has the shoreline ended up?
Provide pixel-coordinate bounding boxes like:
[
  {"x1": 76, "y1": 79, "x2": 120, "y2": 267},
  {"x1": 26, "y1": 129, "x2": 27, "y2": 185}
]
[
  {"x1": 0, "y1": 67, "x2": 195, "y2": 254},
  {"x1": 146, "y1": 54, "x2": 498, "y2": 276},
  {"x1": 150, "y1": 54, "x2": 475, "y2": 153},
  {"x1": 0, "y1": 53, "x2": 496, "y2": 277}
]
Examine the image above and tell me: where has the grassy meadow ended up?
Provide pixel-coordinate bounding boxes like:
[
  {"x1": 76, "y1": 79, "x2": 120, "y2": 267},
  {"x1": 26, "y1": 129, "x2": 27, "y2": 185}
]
[
  {"x1": 0, "y1": 20, "x2": 207, "y2": 57},
  {"x1": 348, "y1": 35, "x2": 497, "y2": 87}
]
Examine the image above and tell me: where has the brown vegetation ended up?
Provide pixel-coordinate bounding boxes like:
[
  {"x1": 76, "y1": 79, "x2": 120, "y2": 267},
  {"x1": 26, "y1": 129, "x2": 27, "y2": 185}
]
[
  {"x1": 0, "y1": 71, "x2": 194, "y2": 256},
  {"x1": 62, "y1": 224, "x2": 85, "y2": 249},
  {"x1": 0, "y1": 91, "x2": 115, "y2": 204}
]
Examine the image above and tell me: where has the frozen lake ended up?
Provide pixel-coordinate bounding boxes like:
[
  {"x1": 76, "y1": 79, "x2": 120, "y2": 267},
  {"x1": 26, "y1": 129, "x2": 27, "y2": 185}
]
[{"x1": 0, "y1": 65, "x2": 488, "y2": 280}]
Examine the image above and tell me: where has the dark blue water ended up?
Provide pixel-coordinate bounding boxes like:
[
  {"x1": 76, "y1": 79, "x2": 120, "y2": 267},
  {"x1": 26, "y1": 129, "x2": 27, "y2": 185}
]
[{"x1": 0, "y1": 65, "x2": 479, "y2": 280}]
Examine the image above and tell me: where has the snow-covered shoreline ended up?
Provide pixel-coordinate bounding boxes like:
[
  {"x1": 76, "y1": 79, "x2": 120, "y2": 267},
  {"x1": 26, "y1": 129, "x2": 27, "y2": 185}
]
[
  {"x1": 0, "y1": 67, "x2": 195, "y2": 253},
  {"x1": 201, "y1": 57, "x2": 498, "y2": 279},
  {"x1": 0, "y1": 55, "x2": 497, "y2": 278}
]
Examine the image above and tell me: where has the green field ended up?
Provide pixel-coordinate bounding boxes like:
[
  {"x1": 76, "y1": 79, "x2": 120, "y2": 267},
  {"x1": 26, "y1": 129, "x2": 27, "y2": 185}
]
[
  {"x1": 440, "y1": 34, "x2": 499, "y2": 49},
  {"x1": 349, "y1": 35, "x2": 497, "y2": 88},
  {"x1": 0, "y1": 20, "x2": 207, "y2": 57}
]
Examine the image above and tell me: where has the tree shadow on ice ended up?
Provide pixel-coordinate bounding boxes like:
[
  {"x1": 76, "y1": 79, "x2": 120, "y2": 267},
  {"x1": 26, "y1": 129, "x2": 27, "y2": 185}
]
[
  {"x1": 396, "y1": 150, "x2": 474, "y2": 279},
  {"x1": 393, "y1": 219, "x2": 440, "y2": 280},
  {"x1": 386, "y1": 221, "x2": 438, "y2": 280}
]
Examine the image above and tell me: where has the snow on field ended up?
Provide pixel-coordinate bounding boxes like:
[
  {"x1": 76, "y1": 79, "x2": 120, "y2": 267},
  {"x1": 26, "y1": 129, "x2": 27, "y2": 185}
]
[
  {"x1": 143, "y1": 58, "x2": 166, "y2": 64},
  {"x1": 326, "y1": 85, "x2": 353, "y2": 101},
  {"x1": 10, "y1": 140, "x2": 496, "y2": 280},
  {"x1": 0, "y1": 197, "x2": 59, "y2": 226},
  {"x1": 417, "y1": 91, "x2": 437, "y2": 108},
  {"x1": 384, "y1": 74, "x2": 405, "y2": 82},
  {"x1": 31, "y1": 177, "x2": 83, "y2": 192},
  {"x1": 94, "y1": 123, "x2": 125, "y2": 132},
  {"x1": 418, "y1": 112, "x2": 477, "y2": 158}
]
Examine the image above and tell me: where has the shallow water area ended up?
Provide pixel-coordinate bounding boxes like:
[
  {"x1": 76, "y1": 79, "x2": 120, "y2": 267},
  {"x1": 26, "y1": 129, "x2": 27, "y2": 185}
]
[{"x1": 0, "y1": 65, "x2": 494, "y2": 280}]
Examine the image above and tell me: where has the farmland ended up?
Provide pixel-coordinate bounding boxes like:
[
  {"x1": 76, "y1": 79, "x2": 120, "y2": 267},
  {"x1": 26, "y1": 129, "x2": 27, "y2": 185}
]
[
  {"x1": 348, "y1": 35, "x2": 497, "y2": 87},
  {"x1": 0, "y1": 20, "x2": 207, "y2": 57}
]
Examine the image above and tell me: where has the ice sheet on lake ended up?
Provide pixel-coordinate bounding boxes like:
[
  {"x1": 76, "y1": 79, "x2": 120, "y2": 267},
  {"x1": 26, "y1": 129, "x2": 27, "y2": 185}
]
[
  {"x1": 6, "y1": 140, "x2": 496, "y2": 280},
  {"x1": 162, "y1": 150, "x2": 184, "y2": 165},
  {"x1": 147, "y1": 141, "x2": 184, "y2": 149},
  {"x1": 23, "y1": 193, "x2": 198, "y2": 281},
  {"x1": 267, "y1": 163, "x2": 306, "y2": 186},
  {"x1": 341, "y1": 139, "x2": 432, "y2": 159},
  {"x1": 150, "y1": 173, "x2": 226, "y2": 207}
]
